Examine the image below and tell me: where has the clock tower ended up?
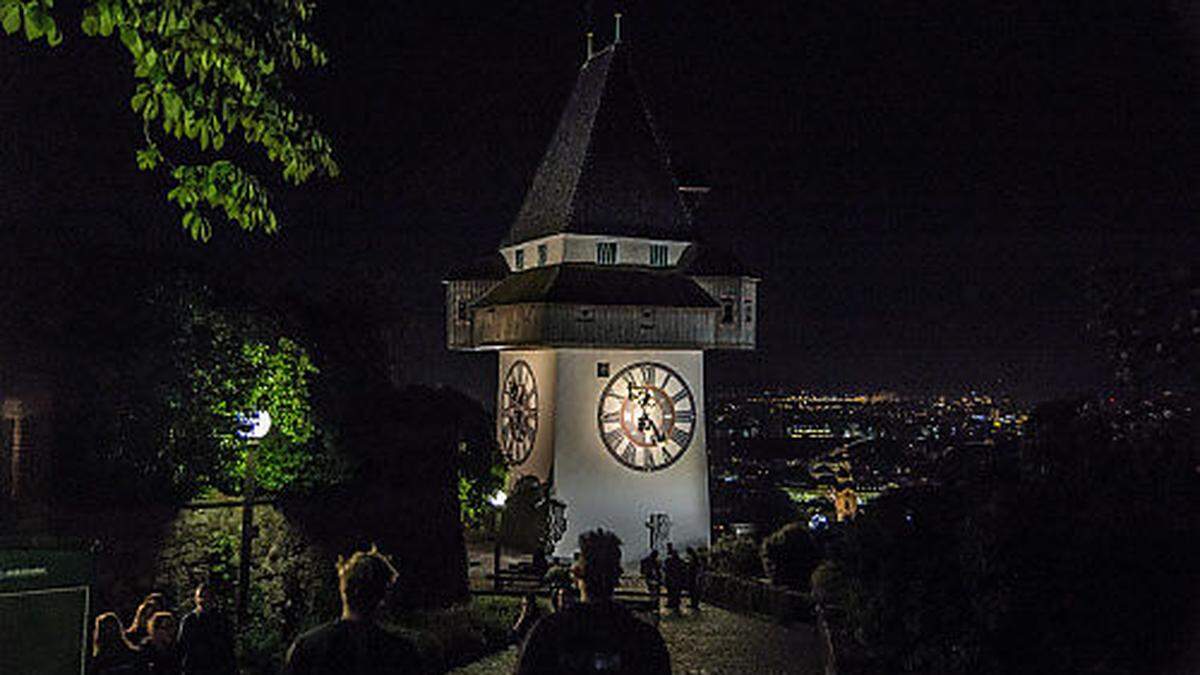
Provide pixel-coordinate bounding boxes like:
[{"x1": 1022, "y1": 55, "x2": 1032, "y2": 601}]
[{"x1": 446, "y1": 18, "x2": 758, "y2": 561}]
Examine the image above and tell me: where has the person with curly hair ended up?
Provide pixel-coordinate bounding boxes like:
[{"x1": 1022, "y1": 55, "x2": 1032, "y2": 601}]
[{"x1": 281, "y1": 545, "x2": 422, "y2": 675}]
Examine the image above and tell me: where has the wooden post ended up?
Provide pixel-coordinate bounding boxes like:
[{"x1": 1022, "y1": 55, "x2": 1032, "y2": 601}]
[
  {"x1": 493, "y1": 538, "x2": 502, "y2": 591},
  {"x1": 236, "y1": 440, "x2": 257, "y2": 624}
]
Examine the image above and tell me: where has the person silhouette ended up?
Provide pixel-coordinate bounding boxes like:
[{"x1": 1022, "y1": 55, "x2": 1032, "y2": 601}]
[
  {"x1": 177, "y1": 583, "x2": 235, "y2": 675},
  {"x1": 639, "y1": 550, "x2": 662, "y2": 604},
  {"x1": 662, "y1": 544, "x2": 684, "y2": 612},
  {"x1": 515, "y1": 529, "x2": 670, "y2": 674},
  {"x1": 281, "y1": 546, "x2": 421, "y2": 675}
]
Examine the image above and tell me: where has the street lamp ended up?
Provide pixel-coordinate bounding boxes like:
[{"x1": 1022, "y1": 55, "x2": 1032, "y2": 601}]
[{"x1": 234, "y1": 410, "x2": 271, "y2": 624}]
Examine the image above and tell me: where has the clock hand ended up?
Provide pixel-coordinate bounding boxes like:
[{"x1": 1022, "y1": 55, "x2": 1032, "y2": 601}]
[{"x1": 644, "y1": 415, "x2": 665, "y2": 443}]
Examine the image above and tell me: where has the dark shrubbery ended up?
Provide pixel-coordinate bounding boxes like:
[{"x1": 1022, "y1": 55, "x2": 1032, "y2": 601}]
[
  {"x1": 700, "y1": 572, "x2": 811, "y2": 624},
  {"x1": 760, "y1": 522, "x2": 821, "y2": 589},
  {"x1": 385, "y1": 596, "x2": 525, "y2": 672},
  {"x1": 237, "y1": 596, "x2": 525, "y2": 674},
  {"x1": 707, "y1": 533, "x2": 763, "y2": 578},
  {"x1": 819, "y1": 397, "x2": 1200, "y2": 674}
]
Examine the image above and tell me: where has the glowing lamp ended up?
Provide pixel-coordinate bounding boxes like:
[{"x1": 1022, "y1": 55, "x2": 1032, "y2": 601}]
[{"x1": 235, "y1": 410, "x2": 272, "y2": 440}]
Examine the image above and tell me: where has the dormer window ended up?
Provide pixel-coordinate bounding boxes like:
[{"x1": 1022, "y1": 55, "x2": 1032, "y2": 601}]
[
  {"x1": 514, "y1": 249, "x2": 525, "y2": 270},
  {"x1": 596, "y1": 242, "x2": 617, "y2": 265},
  {"x1": 649, "y1": 244, "x2": 669, "y2": 267},
  {"x1": 537, "y1": 243, "x2": 548, "y2": 266}
]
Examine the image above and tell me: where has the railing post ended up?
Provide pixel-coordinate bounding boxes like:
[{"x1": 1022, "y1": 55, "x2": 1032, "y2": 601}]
[{"x1": 236, "y1": 440, "x2": 257, "y2": 624}]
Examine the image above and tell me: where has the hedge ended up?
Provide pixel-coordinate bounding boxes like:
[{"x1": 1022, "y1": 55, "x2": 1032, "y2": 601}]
[{"x1": 699, "y1": 572, "x2": 812, "y2": 624}]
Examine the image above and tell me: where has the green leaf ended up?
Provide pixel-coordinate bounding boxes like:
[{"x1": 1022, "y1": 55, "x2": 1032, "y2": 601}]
[
  {"x1": 23, "y1": 6, "x2": 43, "y2": 40},
  {"x1": 79, "y1": 7, "x2": 96, "y2": 35},
  {"x1": 98, "y1": 6, "x2": 114, "y2": 37},
  {"x1": 1, "y1": 4, "x2": 21, "y2": 36}
]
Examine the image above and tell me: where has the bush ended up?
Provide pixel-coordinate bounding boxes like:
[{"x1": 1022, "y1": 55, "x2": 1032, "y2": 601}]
[
  {"x1": 809, "y1": 559, "x2": 848, "y2": 607},
  {"x1": 708, "y1": 533, "x2": 763, "y2": 579},
  {"x1": 700, "y1": 572, "x2": 811, "y2": 623},
  {"x1": 760, "y1": 522, "x2": 821, "y2": 589},
  {"x1": 384, "y1": 595, "x2": 524, "y2": 672}
]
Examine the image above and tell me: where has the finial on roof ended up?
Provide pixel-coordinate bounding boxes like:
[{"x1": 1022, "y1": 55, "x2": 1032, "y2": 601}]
[
  {"x1": 587, "y1": 31, "x2": 595, "y2": 60},
  {"x1": 614, "y1": 12, "x2": 623, "y2": 44}
]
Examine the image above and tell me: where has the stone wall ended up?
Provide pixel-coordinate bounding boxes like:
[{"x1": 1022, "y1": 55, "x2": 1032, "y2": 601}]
[{"x1": 51, "y1": 501, "x2": 337, "y2": 637}]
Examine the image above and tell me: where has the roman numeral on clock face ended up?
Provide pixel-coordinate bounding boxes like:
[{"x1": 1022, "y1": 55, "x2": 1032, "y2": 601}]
[
  {"x1": 675, "y1": 410, "x2": 695, "y2": 424},
  {"x1": 604, "y1": 429, "x2": 624, "y2": 449},
  {"x1": 670, "y1": 427, "x2": 690, "y2": 448},
  {"x1": 642, "y1": 448, "x2": 657, "y2": 470},
  {"x1": 600, "y1": 410, "x2": 620, "y2": 424},
  {"x1": 620, "y1": 442, "x2": 637, "y2": 466},
  {"x1": 640, "y1": 365, "x2": 657, "y2": 386}
]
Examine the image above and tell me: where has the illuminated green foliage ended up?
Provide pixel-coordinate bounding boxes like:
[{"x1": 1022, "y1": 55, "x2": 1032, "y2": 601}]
[
  {"x1": 209, "y1": 336, "x2": 321, "y2": 493},
  {"x1": 1, "y1": 0, "x2": 338, "y2": 240},
  {"x1": 171, "y1": 288, "x2": 333, "y2": 495}
]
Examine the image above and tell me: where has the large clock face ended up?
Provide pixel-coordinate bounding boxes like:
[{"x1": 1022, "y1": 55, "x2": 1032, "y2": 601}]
[
  {"x1": 597, "y1": 361, "x2": 697, "y2": 472},
  {"x1": 500, "y1": 360, "x2": 538, "y2": 465}
]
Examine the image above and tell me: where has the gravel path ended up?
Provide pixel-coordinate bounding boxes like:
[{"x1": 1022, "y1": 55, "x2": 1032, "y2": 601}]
[{"x1": 450, "y1": 605, "x2": 823, "y2": 675}]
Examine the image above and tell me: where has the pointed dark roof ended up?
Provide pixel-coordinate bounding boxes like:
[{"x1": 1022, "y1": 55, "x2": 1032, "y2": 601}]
[{"x1": 503, "y1": 44, "x2": 693, "y2": 246}]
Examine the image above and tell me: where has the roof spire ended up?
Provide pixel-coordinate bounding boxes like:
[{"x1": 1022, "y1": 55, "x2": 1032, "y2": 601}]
[
  {"x1": 614, "y1": 12, "x2": 623, "y2": 44},
  {"x1": 587, "y1": 31, "x2": 595, "y2": 60}
]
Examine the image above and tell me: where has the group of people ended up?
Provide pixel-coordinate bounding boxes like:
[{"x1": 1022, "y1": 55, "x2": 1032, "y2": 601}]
[
  {"x1": 284, "y1": 531, "x2": 673, "y2": 674},
  {"x1": 91, "y1": 529, "x2": 677, "y2": 674},
  {"x1": 639, "y1": 543, "x2": 703, "y2": 611},
  {"x1": 90, "y1": 584, "x2": 236, "y2": 675},
  {"x1": 283, "y1": 532, "x2": 669, "y2": 674}
]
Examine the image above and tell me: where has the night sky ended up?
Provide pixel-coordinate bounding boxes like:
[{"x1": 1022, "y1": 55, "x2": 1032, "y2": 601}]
[{"x1": 2, "y1": 1, "x2": 1198, "y2": 404}]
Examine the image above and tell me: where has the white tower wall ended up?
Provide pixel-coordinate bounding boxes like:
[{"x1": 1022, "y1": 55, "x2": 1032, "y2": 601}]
[{"x1": 551, "y1": 348, "x2": 709, "y2": 562}]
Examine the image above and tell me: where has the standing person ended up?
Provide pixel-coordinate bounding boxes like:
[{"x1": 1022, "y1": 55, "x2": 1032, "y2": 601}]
[
  {"x1": 126, "y1": 593, "x2": 166, "y2": 644},
  {"x1": 515, "y1": 529, "x2": 671, "y2": 674},
  {"x1": 639, "y1": 549, "x2": 662, "y2": 602},
  {"x1": 510, "y1": 593, "x2": 544, "y2": 645},
  {"x1": 684, "y1": 547, "x2": 703, "y2": 610},
  {"x1": 140, "y1": 612, "x2": 181, "y2": 675},
  {"x1": 280, "y1": 546, "x2": 422, "y2": 675},
  {"x1": 662, "y1": 544, "x2": 684, "y2": 612},
  {"x1": 90, "y1": 612, "x2": 142, "y2": 675},
  {"x1": 177, "y1": 583, "x2": 236, "y2": 675}
]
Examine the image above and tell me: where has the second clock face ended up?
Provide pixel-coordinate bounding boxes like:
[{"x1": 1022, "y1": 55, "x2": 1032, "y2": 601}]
[
  {"x1": 500, "y1": 360, "x2": 538, "y2": 465},
  {"x1": 597, "y1": 361, "x2": 697, "y2": 472}
]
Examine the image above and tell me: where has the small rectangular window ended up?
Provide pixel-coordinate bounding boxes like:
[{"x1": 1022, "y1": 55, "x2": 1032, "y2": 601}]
[
  {"x1": 721, "y1": 298, "x2": 735, "y2": 324},
  {"x1": 456, "y1": 300, "x2": 468, "y2": 322},
  {"x1": 537, "y1": 244, "x2": 548, "y2": 266},
  {"x1": 649, "y1": 244, "x2": 669, "y2": 267},
  {"x1": 744, "y1": 301, "x2": 754, "y2": 324},
  {"x1": 575, "y1": 306, "x2": 595, "y2": 322},
  {"x1": 596, "y1": 242, "x2": 617, "y2": 265},
  {"x1": 514, "y1": 249, "x2": 525, "y2": 270},
  {"x1": 597, "y1": 362, "x2": 610, "y2": 378}
]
